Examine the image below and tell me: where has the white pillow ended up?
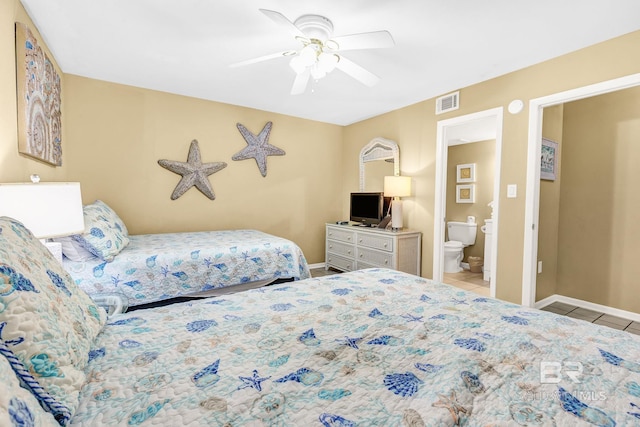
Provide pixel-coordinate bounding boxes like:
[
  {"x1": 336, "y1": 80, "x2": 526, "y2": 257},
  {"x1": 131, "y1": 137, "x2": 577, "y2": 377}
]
[{"x1": 53, "y1": 236, "x2": 97, "y2": 262}]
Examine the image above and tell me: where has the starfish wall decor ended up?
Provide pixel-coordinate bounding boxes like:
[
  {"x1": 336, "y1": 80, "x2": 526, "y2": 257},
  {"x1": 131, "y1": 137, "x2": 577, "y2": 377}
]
[
  {"x1": 232, "y1": 121, "x2": 285, "y2": 177},
  {"x1": 158, "y1": 140, "x2": 227, "y2": 200}
]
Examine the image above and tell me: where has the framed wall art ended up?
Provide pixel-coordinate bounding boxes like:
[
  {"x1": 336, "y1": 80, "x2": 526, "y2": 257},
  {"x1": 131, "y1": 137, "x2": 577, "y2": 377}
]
[
  {"x1": 456, "y1": 163, "x2": 475, "y2": 183},
  {"x1": 15, "y1": 23, "x2": 62, "y2": 166},
  {"x1": 456, "y1": 184, "x2": 475, "y2": 203},
  {"x1": 540, "y1": 138, "x2": 558, "y2": 181}
]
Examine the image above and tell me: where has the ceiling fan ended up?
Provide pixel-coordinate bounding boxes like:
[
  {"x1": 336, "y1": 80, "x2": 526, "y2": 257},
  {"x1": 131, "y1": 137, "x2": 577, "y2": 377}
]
[{"x1": 230, "y1": 9, "x2": 395, "y2": 95}]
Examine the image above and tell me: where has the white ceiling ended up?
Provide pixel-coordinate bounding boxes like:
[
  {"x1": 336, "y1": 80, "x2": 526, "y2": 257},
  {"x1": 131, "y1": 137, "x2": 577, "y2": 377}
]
[{"x1": 20, "y1": 0, "x2": 640, "y2": 126}]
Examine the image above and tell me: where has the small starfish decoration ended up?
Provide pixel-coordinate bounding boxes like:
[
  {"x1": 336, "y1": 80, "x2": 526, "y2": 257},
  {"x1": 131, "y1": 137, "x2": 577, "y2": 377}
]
[
  {"x1": 232, "y1": 122, "x2": 285, "y2": 177},
  {"x1": 432, "y1": 390, "x2": 469, "y2": 425},
  {"x1": 158, "y1": 140, "x2": 227, "y2": 200},
  {"x1": 237, "y1": 369, "x2": 272, "y2": 392}
]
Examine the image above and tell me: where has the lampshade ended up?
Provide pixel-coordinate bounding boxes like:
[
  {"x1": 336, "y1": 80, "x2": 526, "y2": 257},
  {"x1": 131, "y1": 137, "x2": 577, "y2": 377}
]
[
  {"x1": 0, "y1": 182, "x2": 84, "y2": 239},
  {"x1": 384, "y1": 176, "x2": 412, "y2": 198}
]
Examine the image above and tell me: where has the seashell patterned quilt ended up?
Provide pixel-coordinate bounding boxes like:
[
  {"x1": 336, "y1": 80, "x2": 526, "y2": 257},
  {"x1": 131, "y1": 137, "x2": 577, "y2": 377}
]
[{"x1": 68, "y1": 268, "x2": 640, "y2": 426}]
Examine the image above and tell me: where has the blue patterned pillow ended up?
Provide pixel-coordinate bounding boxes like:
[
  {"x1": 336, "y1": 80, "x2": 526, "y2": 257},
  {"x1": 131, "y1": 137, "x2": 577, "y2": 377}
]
[
  {"x1": 0, "y1": 352, "x2": 60, "y2": 427},
  {"x1": 71, "y1": 200, "x2": 129, "y2": 262},
  {"x1": 0, "y1": 216, "x2": 107, "y2": 424}
]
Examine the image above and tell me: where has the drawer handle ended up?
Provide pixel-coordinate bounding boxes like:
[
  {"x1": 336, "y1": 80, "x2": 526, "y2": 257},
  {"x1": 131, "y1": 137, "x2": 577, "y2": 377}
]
[
  {"x1": 347, "y1": 250, "x2": 351, "y2": 254},
  {"x1": 384, "y1": 243, "x2": 388, "y2": 248},
  {"x1": 329, "y1": 232, "x2": 333, "y2": 236},
  {"x1": 359, "y1": 239, "x2": 363, "y2": 243},
  {"x1": 359, "y1": 254, "x2": 363, "y2": 258},
  {"x1": 347, "y1": 237, "x2": 352, "y2": 241},
  {"x1": 329, "y1": 244, "x2": 333, "y2": 249},
  {"x1": 384, "y1": 260, "x2": 388, "y2": 264}
]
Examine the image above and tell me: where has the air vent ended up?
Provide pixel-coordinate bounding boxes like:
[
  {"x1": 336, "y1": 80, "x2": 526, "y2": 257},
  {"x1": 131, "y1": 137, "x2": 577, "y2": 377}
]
[{"x1": 435, "y1": 91, "x2": 460, "y2": 114}]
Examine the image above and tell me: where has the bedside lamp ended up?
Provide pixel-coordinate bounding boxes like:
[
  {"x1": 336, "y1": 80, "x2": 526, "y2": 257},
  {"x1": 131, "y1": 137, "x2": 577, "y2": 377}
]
[
  {"x1": 384, "y1": 176, "x2": 412, "y2": 231},
  {"x1": 0, "y1": 181, "x2": 84, "y2": 261}
]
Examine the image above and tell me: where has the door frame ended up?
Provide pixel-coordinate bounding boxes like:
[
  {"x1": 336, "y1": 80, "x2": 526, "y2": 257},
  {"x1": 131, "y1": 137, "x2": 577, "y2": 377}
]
[
  {"x1": 521, "y1": 72, "x2": 640, "y2": 306},
  {"x1": 434, "y1": 107, "x2": 504, "y2": 297}
]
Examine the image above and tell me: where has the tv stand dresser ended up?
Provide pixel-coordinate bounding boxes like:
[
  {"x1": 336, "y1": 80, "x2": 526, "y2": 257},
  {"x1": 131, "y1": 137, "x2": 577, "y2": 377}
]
[{"x1": 325, "y1": 223, "x2": 422, "y2": 275}]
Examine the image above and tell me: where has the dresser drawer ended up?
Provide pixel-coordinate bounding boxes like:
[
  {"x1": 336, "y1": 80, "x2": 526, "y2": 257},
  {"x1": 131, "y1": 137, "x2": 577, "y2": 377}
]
[
  {"x1": 356, "y1": 247, "x2": 394, "y2": 268},
  {"x1": 356, "y1": 233, "x2": 394, "y2": 252},
  {"x1": 326, "y1": 240, "x2": 355, "y2": 258},
  {"x1": 326, "y1": 227, "x2": 356, "y2": 244},
  {"x1": 326, "y1": 253, "x2": 355, "y2": 272}
]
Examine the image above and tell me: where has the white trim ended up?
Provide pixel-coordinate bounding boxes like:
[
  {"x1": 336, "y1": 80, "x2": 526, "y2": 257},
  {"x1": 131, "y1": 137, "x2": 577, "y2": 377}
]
[
  {"x1": 308, "y1": 262, "x2": 325, "y2": 270},
  {"x1": 522, "y1": 73, "x2": 640, "y2": 307},
  {"x1": 434, "y1": 107, "x2": 503, "y2": 299},
  {"x1": 534, "y1": 294, "x2": 640, "y2": 324}
]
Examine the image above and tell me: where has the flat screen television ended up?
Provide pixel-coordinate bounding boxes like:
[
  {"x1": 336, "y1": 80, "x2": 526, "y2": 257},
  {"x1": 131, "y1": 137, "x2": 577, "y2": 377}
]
[{"x1": 350, "y1": 192, "x2": 391, "y2": 226}]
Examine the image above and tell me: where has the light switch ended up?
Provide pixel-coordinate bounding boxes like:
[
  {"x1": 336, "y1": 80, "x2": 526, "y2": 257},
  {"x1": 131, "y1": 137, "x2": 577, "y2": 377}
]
[{"x1": 507, "y1": 184, "x2": 517, "y2": 198}]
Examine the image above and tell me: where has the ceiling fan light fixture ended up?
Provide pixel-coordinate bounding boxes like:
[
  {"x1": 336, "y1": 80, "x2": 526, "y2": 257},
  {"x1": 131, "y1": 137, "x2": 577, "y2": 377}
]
[{"x1": 318, "y1": 52, "x2": 339, "y2": 73}]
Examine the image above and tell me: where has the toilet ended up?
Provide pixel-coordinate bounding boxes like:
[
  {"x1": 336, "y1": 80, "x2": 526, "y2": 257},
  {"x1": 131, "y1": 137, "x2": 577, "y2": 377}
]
[{"x1": 444, "y1": 220, "x2": 477, "y2": 273}]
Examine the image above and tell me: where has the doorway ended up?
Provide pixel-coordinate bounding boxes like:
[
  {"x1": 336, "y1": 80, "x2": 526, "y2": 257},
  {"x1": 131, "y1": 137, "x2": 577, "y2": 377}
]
[
  {"x1": 522, "y1": 72, "x2": 640, "y2": 307},
  {"x1": 433, "y1": 107, "x2": 504, "y2": 297}
]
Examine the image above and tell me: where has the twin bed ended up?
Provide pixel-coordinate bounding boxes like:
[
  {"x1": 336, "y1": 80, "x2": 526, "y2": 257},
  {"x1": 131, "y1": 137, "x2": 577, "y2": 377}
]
[
  {"x1": 3, "y1": 215, "x2": 640, "y2": 426},
  {"x1": 55, "y1": 200, "x2": 310, "y2": 307}
]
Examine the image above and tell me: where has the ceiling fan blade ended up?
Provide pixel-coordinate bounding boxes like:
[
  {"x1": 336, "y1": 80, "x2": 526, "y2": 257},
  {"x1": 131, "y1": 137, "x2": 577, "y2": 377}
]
[
  {"x1": 259, "y1": 9, "x2": 306, "y2": 39},
  {"x1": 331, "y1": 31, "x2": 395, "y2": 51},
  {"x1": 335, "y1": 56, "x2": 380, "y2": 87},
  {"x1": 291, "y1": 70, "x2": 311, "y2": 95},
  {"x1": 229, "y1": 50, "x2": 294, "y2": 68}
]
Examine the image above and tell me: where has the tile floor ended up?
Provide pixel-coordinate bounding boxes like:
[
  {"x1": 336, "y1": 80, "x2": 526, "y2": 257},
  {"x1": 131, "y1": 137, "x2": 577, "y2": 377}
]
[
  {"x1": 539, "y1": 301, "x2": 640, "y2": 335},
  {"x1": 442, "y1": 270, "x2": 491, "y2": 297}
]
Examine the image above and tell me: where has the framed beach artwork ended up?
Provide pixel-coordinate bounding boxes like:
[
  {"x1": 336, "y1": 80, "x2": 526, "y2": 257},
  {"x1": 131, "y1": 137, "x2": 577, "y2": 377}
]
[
  {"x1": 540, "y1": 138, "x2": 558, "y2": 181},
  {"x1": 456, "y1": 184, "x2": 475, "y2": 203},
  {"x1": 456, "y1": 163, "x2": 475, "y2": 183},
  {"x1": 15, "y1": 23, "x2": 62, "y2": 166}
]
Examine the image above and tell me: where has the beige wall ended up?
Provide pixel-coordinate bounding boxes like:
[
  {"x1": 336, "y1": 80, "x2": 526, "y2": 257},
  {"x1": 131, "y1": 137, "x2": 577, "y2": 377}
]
[
  {"x1": 555, "y1": 87, "x2": 640, "y2": 311},
  {"x1": 342, "y1": 30, "x2": 640, "y2": 303},
  {"x1": 446, "y1": 140, "x2": 495, "y2": 262},
  {"x1": 0, "y1": 0, "x2": 68, "y2": 182},
  {"x1": 62, "y1": 76, "x2": 343, "y2": 264},
  {"x1": 536, "y1": 105, "x2": 564, "y2": 300}
]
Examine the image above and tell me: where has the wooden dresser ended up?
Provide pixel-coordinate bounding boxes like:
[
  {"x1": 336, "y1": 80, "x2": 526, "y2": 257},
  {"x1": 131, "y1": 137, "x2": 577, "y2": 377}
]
[{"x1": 325, "y1": 223, "x2": 422, "y2": 275}]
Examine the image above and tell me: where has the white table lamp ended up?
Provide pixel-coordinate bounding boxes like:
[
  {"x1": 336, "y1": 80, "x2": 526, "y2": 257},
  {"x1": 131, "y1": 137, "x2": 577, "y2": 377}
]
[
  {"x1": 0, "y1": 182, "x2": 84, "y2": 261},
  {"x1": 384, "y1": 176, "x2": 412, "y2": 230}
]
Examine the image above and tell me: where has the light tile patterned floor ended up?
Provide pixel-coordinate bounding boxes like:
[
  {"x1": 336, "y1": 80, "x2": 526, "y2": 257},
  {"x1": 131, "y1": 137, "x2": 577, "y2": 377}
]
[{"x1": 442, "y1": 270, "x2": 490, "y2": 297}]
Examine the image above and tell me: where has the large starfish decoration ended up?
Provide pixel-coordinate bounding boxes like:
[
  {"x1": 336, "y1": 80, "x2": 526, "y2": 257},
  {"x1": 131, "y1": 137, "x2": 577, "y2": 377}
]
[
  {"x1": 158, "y1": 140, "x2": 227, "y2": 200},
  {"x1": 232, "y1": 122, "x2": 285, "y2": 177}
]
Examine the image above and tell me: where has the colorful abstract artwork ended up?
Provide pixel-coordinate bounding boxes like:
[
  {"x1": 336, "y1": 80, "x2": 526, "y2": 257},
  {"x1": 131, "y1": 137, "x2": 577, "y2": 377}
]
[{"x1": 15, "y1": 23, "x2": 62, "y2": 166}]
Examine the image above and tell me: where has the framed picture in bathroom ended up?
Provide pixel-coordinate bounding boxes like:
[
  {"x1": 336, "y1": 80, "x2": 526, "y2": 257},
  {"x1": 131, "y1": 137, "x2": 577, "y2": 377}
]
[
  {"x1": 540, "y1": 138, "x2": 558, "y2": 181},
  {"x1": 456, "y1": 184, "x2": 475, "y2": 203},
  {"x1": 456, "y1": 163, "x2": 476, "y2": 183}
]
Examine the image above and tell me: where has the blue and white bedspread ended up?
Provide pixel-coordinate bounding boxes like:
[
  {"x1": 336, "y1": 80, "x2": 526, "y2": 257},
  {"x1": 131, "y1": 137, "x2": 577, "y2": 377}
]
[
  {"x1": 70, "y1": 268, "x2": 640, "y2": 426},
  {"x1": 63, "y1": 229, "x2": 310, "y2": 306}
]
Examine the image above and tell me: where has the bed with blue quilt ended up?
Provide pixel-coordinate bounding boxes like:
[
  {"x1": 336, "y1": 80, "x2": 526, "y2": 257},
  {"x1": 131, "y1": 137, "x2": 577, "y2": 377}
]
[
  {"x1": 3, "y1": 216, "x2": 640, "y2": 426},
  {"x1": 56, "y1": 200, "x2": 310, "y2": 307}
]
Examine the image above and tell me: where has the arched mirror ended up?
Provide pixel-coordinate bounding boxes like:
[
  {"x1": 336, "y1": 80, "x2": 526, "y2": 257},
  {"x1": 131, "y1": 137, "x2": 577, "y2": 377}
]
[{"x1": 359, "y1": 137, "x2": 400, "y2": 191}]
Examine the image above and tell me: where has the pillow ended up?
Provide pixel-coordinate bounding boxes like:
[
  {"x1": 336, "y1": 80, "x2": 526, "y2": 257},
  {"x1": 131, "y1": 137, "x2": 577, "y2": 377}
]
[
  {"x1": 0, "y1": 216, "x2": 107, "y2": 424},
  {"x1": 71, "y1": 200, "x2": 129, "y2": 262},
  {"x1": 0, "y1": 352, "x2": 60, "y2": 427},
  {"x1": 53, "y1": 236, "x2": 96, "y2": 262}
]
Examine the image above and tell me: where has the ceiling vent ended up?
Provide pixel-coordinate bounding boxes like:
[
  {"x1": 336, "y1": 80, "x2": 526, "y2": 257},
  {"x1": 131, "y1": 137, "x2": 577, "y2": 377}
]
[{"x1": 435, "y1": 91, "x2": 459, "y2": 114}]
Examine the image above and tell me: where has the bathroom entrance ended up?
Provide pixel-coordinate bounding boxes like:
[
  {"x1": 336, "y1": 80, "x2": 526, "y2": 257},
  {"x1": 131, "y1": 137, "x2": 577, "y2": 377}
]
[{"x1": 433, "y1": 108, "x2": 504, "y2": 297}]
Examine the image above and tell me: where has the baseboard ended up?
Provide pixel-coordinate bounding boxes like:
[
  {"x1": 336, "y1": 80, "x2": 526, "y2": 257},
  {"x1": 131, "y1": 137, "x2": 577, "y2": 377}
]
[
  {"x1": 534, "y1": 294, "x2": 640, "y2": 323},
  {"x1": 461, "y1": 262, "x2": 469, "y2": 270},
  {"x1": 308, "y1": 262, "x2": 325, "y2": 270}
]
